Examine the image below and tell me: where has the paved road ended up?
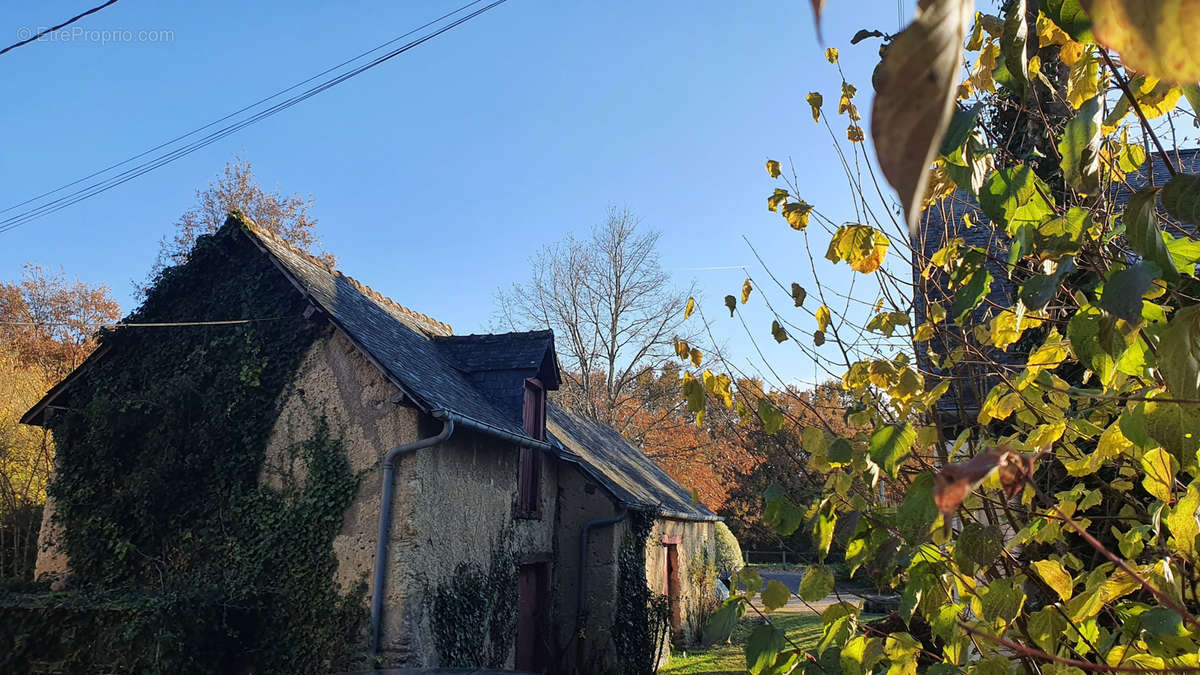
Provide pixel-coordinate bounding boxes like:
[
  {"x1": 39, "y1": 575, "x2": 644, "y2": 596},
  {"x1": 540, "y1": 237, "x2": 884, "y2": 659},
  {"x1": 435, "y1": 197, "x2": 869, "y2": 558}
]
[{"x1": 742, "y1": 568, "x2": 871, "y2": 614}]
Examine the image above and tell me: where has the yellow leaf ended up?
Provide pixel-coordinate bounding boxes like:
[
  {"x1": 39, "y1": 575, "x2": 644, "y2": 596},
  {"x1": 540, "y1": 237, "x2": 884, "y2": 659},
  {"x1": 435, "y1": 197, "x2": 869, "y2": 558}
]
[
  {"x1": 1082, "y1": 0, "x2": 1200, "y2": 83},
  {"x1": 684, "y1": 296, "x2": 696, "y2": 320},
  {"x1": 1030, "y1": 559, "x2": 1074, "y2": 601},
  {"x1": 689, "y1": 347, "x2": 703, "y2": 367},
  {"x1": 1140, "y1": 447, "x2": 1178, "y2": 502},
  {"x1": 826, "y1": 224, "x2": 891, "y2": 274},
  {"x1": 1067, "y1": 46, "x2": 1100, "y2": 109},
  {"x1": 1059, "y1": 39, "x2": 1085, "y2": 66},
  {"x1": 782, "y1": 201, "x2": 813, "y2": 230},
  {"x1": 826, "y1": 47, "x2": 839, "y2": 63},
  {"x1": 847, "y1": 125, "x2": 865, "y2": 143},
  {"x1": 914, "y1": 322, "x2": 935, "y2": 341},
  {"x1": 741, "y1": 278, "x2": 753, "y2": 304},
  {"x1": 816, "y1": 305, "x2": 832, "y2": 333},
  {"x1": 767, "y1": 188, "x2": 788, "y2": 212},
  {"x1": 806, "y1": 92, "x2": 823, "y2": 123},
  {"x1": 1036, "y1": 12, "x2": 1071, "y2": 47},
  {"x1": 766, "y1": 159, "x2": 782, "y2": 178}
]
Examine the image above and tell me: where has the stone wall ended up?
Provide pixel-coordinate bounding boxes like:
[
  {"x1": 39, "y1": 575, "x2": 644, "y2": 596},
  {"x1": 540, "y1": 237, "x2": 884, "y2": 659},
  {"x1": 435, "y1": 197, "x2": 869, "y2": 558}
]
[
  {"x1": 262, "y1": 328, "x2": 558, "y2": 668},
  {"x1": 644, "y1": 518, "x2": 718, "y2": 646}
]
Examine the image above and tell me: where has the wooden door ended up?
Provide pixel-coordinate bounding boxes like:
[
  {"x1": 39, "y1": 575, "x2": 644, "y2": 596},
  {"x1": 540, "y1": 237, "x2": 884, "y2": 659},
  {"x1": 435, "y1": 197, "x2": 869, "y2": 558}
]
[
  {"x1": 665, "y1": 543, "x2": 681, "y2": 639},
  {"x1": 515, "y1": 562, "x2": 548, "y2": 672}
]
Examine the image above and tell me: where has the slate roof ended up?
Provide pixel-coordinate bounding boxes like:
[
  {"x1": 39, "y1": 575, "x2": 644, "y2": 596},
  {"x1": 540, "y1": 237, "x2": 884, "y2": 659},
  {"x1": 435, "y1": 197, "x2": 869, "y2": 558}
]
[
  {"x1": 547, "y1": 404, "x2": 720, "y2": 522},
  {"x1": 245, "y1": 223, "x2": 534, "y2": 438},
  {"x1": 435, "y1": 331, "x2": 559, "y2": 378},
  {"x1": 915, "y1": 148, "x2": 1200, "y2": 426}
]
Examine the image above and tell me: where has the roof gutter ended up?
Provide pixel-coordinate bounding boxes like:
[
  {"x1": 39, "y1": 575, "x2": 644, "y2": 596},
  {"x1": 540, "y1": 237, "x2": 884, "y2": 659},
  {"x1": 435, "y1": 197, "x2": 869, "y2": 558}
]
[{"x1": 370, "y1": 409, "x2": 549, "y2": 655}]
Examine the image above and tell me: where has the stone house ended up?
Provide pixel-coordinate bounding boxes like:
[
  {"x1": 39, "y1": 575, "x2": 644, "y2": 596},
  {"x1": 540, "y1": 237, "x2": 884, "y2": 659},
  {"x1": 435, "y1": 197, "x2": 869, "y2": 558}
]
[{"x1": 20, "y1": 216, "x2": 719, "y2": 673}]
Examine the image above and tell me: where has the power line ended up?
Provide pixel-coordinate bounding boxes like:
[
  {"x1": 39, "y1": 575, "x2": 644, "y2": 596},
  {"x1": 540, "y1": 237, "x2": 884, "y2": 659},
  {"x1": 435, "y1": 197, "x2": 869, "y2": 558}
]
[
  {"x1": 0, "y1": 0, "x2": 507, "y2": 234},
  {"x1": 0, "y1": 0, "x2": 121, "y2": 57}
]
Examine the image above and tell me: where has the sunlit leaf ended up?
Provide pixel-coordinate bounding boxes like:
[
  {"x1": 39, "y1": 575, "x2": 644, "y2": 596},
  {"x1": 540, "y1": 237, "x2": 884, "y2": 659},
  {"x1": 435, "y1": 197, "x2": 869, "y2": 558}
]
[
  {"x1": 767, "y1": 188, "x2": 788, "y2": 212},
  {"x1": 1058, "y1": 96, "x2": 1102, "y2": 192},
  {"x1": 746, "y1": 625, "x2": 786, "y2": 675},
  {"x1": 766, "y1": 159, "x2": 782, "y2": 178},
  {"x1": 684, "y1": 296, "x2": 696, "y2": 320},
  {"x1": 762, "y1": 579, "x2": 791, "y2": 613},
  {"x1": 816, "y1": 304, "x2": 831, "y2": 333},
  {"x1": 950, "y1": 269, "x2": 992, "y2": 323},
  {"x1": 980, "y1": 165, "x2": 1055, "y2": 233},
  {"x1": 806, "y1": 92, "x2": 823, "y2": 123},
  {"x1": 871, "y1": 0, "x2": 973, "y2": 234},
  {"x1": 1066, "y1": 45, "x2": 1100, "y2": 109},
  {"x1": 826, "y1": 47, "x2": 839, "y2": 63},
  {"x1": 763, "y1": 485, "x2": 805, "y2": 537},
  {"x1": 1030, "y1": 559, "x2": 1074, "y2": 601},
  {"x1": 826, "y1": 224, "x2": 890, "y2": 274},
  {"x1": 1141, "y1": 447, "x2": 1179, "y2": 502},
  {"x1": 742, "y1": 278, "x2": 753, "y2": 303},
  {"x1": 1001, "y1": 0, "x2": 1029, "y2": 99},
  {"x1": 869, "y1": 423, "x2": 916, "y2": 479},
  {"x1": 1125, "y1": 188, "x2": 1180, "y2": 281},
  {"x1": 798, "y1": 565, "x2": 835, "y2": 602},
  {"x1": 1081, "y1": 0, "x2": 1200, "y2": 83},
  {"x1": 783, "y1": 201, "x2": 813, "y2": 230},
  {"x1": 1044, "y1": 0, "x2": 1094, "y2": 42}
]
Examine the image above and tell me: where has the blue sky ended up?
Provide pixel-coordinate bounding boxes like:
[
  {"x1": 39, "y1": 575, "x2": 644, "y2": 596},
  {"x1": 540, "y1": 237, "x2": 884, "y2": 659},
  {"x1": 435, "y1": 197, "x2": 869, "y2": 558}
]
[{"x1": 1, "y1": 1, "x2": 913, "y2": 387}]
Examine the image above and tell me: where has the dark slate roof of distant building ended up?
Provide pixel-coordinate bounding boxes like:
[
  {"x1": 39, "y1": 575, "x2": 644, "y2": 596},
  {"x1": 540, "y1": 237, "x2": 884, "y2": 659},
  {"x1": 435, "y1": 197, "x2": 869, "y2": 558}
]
[
  {"x1": 547, "y1": 404, "x2": 721, "y2": 522},
  {"x1": 916, "y1": 148, "x2": 1200, "y2": 425}
]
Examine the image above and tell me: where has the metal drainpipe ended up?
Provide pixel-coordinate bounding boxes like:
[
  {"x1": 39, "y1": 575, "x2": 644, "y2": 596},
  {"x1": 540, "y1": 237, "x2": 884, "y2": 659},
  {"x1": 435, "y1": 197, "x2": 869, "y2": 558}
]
[
  {"x1": 576, "y1": 505, "x2": 628, "y2": 630},
  {"x1": 369, "y1": 417, "x2": 454, "y2": 655}
]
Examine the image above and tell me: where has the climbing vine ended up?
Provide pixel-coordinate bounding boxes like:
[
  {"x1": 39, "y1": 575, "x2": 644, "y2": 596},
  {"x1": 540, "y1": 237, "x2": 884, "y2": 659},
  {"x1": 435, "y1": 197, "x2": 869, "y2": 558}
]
[
  {"x1": 612, "y1": 507, "x2": 670, "y2": 675},
  {"x1": 429, "y1": 537, "x2": 517, "y2": 668},
  {"x1": 0, "y1": 218, "x2": 365, "y2": 673}
]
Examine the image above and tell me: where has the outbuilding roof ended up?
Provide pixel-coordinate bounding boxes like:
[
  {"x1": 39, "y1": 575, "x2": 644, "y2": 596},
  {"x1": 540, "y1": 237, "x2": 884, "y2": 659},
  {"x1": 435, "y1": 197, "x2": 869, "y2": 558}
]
[{"x1": 547, "y1": 404, "x2": 721, "y2": 522}]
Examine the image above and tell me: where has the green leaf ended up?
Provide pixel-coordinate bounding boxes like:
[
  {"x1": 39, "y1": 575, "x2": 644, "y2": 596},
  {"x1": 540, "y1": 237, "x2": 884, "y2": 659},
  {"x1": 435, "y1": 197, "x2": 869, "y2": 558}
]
[
  {"x1": 702, "y1": 596, "x2": 746, "y2": 644},
  {"x1": 839, "y1": 635, "x2": 883, "y2": 675},
  {"x1": 828, "y1": 438, "x2": 853, "y2": 463},
  {"x1": 768, "y1": 188, "x2": 788, "y2": 212},
  {"x1": 980, "y1": 579, "x2": 1026, "y2": 624},
  {"x1": 758, "y1": 398, "x2": 784, "y2": 434},
  {"x1": 1082, "y1": 0, "x2": 1200, "y2": 83},
  {"x1": 980, "y1": 165, "x2": 1054, "y2": 233},
  {"x1": 1020, "y1": 257, "x2": 1076, "y2": 310},
  {"x1": 1030, "y1": 559, "x2": 1074, "y2": 601},
  {"x1": 940, "y1": 102, "x2": 984, "y2": 156},
  {"x1": 1027, "y1": 607, "x2": 1068, "y2": 654},
  {"x1": 1001, "y1": 0, "x2": 1029, "y2": 99},
  {"x1": 1162, "y1": 173, "x2": 1200, "y2": 226},
  {"x1": 870, "y1": 0, "x2": 973, "y2": 233},
  {"x1": 771, "y1": 320, "x2": 788, "y2": 343},
  {"x1": 783, "y1": 201, "x2": 813, "y2": 230},
  {"x1": 954, "y1": 522, "x2": 1003, "y2": 575},
  {"x1": 788, "y1": 283, "x2": 807, "y2": 308},
  {"x1": 1184, "y1": 86, "x2": 1200, "y2": 127},
  {"x1": 1143, "y1": 400, "x2": 1200, "y2": 472},
  {"x1": 1057, "y1": 96, "x2": 1102, "y2": 192},
  {"x1": 1140, "y1": 607, "x2": 1188, "y2": 639},
  {"x1": 813, "y1": 501, "x2": 837, "y2": 561},
  {"x1": 763, "y1": 485, "x2": 805, "y2": 537},
  {"x1": 1164, "y1": 481, "x2": 1200, "y2": 558},
  {"x1": 743, "y1": 568, "x2": 765, "y2": 596},
  {"x1": 896, "y1": 473, "x2": 939, "y2": 542},
  {"x1": 869, "y1": 424, "x2": 916, "y2": 478},
  {"x1": 1124, "y1": 188, "x2": 1179, "y2": 281},
  {"x1": 951, "y1": 268, "x2": 993, "y2": 323},
  {"x1": 798, "y1": 566, "x2": 835, "y2": 602},
  {"x1": 826, "y1": 224, "x2": 890, "y2": 274},
  {"x1": 1098, "y1": 261, "x2": 1160, "y2": 323},
  {"x1": 724, "y1": 294, "x2": 737, "y2": 317},
  {"x1": 883, "y1": 632, "x2": 921, "y2": 670},
  {"x1": 1164, "y1": 232, "x2": 1200, "y2": 276},
  {"x1": 1044, "y1": 0, "x2": 1093, "y2": 42},
  {"x1": 1159, "y1": 305, "x2": 1200, "y2": 401},
  {"x1": 762, "y1": 579, "x2": 792, "y2": 612}
]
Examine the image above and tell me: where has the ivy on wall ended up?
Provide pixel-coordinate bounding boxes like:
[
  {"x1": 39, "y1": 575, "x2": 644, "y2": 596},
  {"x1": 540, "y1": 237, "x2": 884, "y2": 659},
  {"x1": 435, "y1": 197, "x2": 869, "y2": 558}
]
[
  {"x1": 612, "y1": 508, "x2": 670, "y2": 675},
  {"x1": 429, "y1": 537, "x2": 517, "y2": 668},
  {"x1": 0, "y1": 219, "x2": 365, "y2": 673}
]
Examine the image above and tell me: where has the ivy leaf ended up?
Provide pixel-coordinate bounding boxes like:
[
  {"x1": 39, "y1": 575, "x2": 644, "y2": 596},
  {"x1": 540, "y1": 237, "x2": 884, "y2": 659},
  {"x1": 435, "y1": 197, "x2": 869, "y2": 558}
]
[
  {"x1": 869, "y1": 423, "x2": 916, "y2": 479},
  {"x1": 870, "y1": 0, "x2": 973, "y2": 234},
  {"x1": 766, "y1": 159, "x2": 782, "y2": 178},
  {"x1": 684, "y1": 296, "x2": 696, "y2": 320},
  {"x1": 1162, "y1": 173, "x2": 1200, "y2": 225},
  {"x1": 826, "y1": 224, "x2": 890, "y2": 273},
  {"x1": 950, "y1": 268, "x2": 992, "y2": 323},
  {"x1": 806, "y1": 92, "x2": 823, "y2": 123},
  {"x1": 758, "y1": 398, "x2": 784, "y2": 435},
  {"x1": 791, "y1": 283, "x2": 807, "y2": 307},
  {"x1": 1081, "y1": 0, "x2": 1200, "y2": 83},
  {"x1": 1001, "y1": 0, "x2": 1029, "y2": 99},
  {"x1": 762, "y1": 579, "x2": 792, "y2": 613},
  {"x1": 741, "y1": 278, "x2": 753, "y2": 303},
  {"x1": 1125, "y1": 188, "x2": 1180, "y2": 281},
  {"x1": 798, "y1": 565, "x2": 835, "y2": 602},
  {"x1": 1044, "y1": 0, "x2": 1093, "y2": 42},
  {"x1": 1057, "y1": 96, "x2": 1102, "y2": 193},
  {"x1": 1099, "y1": 261, "x2": 1161, "y2": 323},
  {"x1": 1030, "y1": 559, "x2": 1074, "y2": 601},
  {"x1": 745, "y1": 624, "x2": 785, "y2": 675},
  {"x1": 724, "y1": 295, "x2": 737, "y2": 317},
  {"x1": 771, "y1": 320, "x2": 788, "y2": 343},
  {"x1": 1159, "y1": 305, "x2": 1200, "y2": 402}
]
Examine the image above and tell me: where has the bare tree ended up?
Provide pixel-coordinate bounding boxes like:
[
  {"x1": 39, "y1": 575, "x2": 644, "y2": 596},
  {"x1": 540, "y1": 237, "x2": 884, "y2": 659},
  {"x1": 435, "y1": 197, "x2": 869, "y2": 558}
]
[
  {"x1": 146, "y1": 155, "x2": 334, "y2": 285},
  {"x1": 497, "y1": 207, "x2": 693, "y2": 434}
]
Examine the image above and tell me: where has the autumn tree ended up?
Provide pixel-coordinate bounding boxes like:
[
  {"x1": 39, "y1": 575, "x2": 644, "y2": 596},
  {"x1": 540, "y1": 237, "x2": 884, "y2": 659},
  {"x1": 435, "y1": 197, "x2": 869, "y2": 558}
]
[
  {"x1": 147, "y1": 155, "x2": 334, "y2": 284},
  {"x1": 497, "y1": 207, "x2": 694, "y2": 434},
  {"x1": 0, "y1": 265, "x2": 120, "y2": 581}
]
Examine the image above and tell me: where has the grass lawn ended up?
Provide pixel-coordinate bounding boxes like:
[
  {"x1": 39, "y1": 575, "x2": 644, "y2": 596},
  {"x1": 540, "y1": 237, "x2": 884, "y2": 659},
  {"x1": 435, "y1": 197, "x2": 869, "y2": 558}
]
[{"x1": 658, "y1": 613, "x2": 824, "y2": 675}]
